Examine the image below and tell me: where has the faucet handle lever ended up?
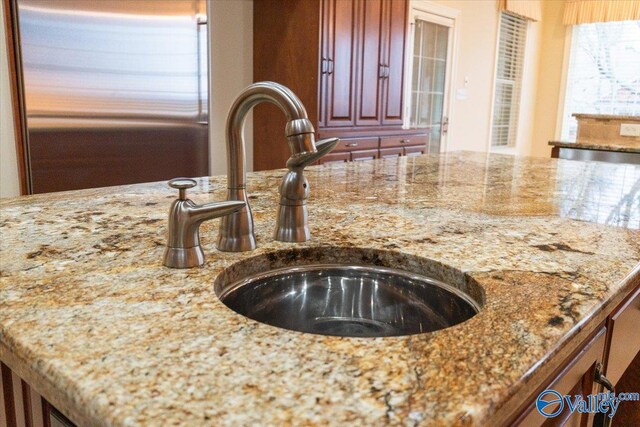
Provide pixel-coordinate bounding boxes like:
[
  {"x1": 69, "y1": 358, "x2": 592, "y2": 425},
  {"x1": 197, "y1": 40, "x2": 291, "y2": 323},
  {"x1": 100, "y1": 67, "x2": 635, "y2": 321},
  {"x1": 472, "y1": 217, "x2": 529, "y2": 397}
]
[
  {"x1": 286, "y1": 137, "x2": 339, "y2": 169},
  {"x1": 168, "y1": 177, "x2": 197, "y2": 200}
]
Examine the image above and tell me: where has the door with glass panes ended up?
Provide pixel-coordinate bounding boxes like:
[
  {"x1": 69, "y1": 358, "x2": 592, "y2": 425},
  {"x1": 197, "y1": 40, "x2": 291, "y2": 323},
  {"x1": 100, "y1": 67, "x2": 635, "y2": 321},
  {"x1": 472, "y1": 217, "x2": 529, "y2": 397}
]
[{"x1": 405, "y1": 9, "x2": 454, "y2": 153}]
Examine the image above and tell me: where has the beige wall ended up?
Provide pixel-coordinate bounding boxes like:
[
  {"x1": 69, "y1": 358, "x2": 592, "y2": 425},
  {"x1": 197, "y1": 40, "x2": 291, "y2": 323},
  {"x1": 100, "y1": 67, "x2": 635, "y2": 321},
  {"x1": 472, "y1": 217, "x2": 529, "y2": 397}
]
[
  {"x1": 1, "y1": 1, "x2": 21, "y2": 198},
  {"x1": 432, "y1": 0, "x2": 566, "y2": 156},
  {"x1": 530, "y1": 0, "x2": 568, "y2": 157},
  {"x1": 209, "y1": 0, "x2": 253, "y2": 176},
  {"x1": 431, "y1": 0, "x2": 500, "y2": 152}
]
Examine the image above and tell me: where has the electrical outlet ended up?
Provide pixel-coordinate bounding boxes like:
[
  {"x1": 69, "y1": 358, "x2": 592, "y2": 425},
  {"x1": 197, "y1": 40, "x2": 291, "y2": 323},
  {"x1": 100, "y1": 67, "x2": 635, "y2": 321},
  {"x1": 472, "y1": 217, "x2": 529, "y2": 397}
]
[{"x1": 620, "y1": 123, "x2": 640, "y2": 137}]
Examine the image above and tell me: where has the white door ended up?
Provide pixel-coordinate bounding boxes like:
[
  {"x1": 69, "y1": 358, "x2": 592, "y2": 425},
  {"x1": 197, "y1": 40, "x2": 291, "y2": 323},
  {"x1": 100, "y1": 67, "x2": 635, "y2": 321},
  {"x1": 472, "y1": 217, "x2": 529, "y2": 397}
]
[{"x1": 405, "y1": 8, "x2": 455, "y2": 153}]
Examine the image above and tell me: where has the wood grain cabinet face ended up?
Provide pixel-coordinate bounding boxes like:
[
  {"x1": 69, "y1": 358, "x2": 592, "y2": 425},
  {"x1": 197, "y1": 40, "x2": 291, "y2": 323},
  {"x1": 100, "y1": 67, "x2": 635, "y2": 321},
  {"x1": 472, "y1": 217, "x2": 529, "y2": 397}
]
[
  {"x1": 333, "y1": 137, "x2": 379, "y2": 153},
  {"x1": 316, "y1": 151, "x2": 350, "y2": 165},
  {"x1": 605, "y1": 287, "x2": 640, "y2": 385},
  {"x1": 323, "y1": 0, "x2": 358, "y2": 128},
  {"x1": 380, "y1": 0, "x2": 407, "y2": 125},
  {"x1": 515, "y1": 328, "x2": 607, "y2": 427},
  {"x1": 379, "y1": 147, "x2": 403, "y2": 158},
  {"x1": 253, "y1": 0, "x2": 412, "y2": 171},
  {"x1": 351, "y1": 149, "x2": 379, "y2": 161},
  {"x1": 354, "y1": 0, "x2": 383, "y2": 126}
]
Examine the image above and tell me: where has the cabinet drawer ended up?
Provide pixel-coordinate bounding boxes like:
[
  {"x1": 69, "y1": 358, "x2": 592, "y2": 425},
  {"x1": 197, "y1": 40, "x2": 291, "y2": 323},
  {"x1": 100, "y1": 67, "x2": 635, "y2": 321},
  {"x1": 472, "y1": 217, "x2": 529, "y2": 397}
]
[
  {"x1": 606, "y1": 286, "x2": 640, "y2": 385},
  {"x1": 404, "y1": 145, "x2": 426, "y2": 157},
  {"x1": 334, "y1": 137, "x2": 379, "y2": 152},
  {"x1": 317, "y1": 151, "x2": 350, "y2": 165},
  {"x1": 380, "y1": 147, "x2": 403, "y2": 158},
  {"x1": 516, "y1": 328, "x2": 606, "y2": 427},
  {"x1": 351, "y1": 149, "x2": 378, "y2": 161},
  {"x1": 380, "y1": 134, "x2": 428, "y2": 148}
]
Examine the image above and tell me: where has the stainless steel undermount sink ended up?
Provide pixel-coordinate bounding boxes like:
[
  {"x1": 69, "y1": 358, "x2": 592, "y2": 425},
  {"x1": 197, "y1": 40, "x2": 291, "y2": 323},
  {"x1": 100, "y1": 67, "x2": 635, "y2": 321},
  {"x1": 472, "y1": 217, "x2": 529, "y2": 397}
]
[{"x1": 215, "y1": 248, "x2": 483, "y2": 337}]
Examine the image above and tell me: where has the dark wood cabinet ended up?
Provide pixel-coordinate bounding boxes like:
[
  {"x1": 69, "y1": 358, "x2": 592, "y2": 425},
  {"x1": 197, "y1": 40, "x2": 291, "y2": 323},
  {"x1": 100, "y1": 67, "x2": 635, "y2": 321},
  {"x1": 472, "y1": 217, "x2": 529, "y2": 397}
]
[
  {"x1": 322, "y1": 0, "x2": 358, "y2": 128},
  {"x1": 504, "y1": 281, "x2": 640, "y2": 426},
  {"x1": 254, "y1": 0, "x2": 420, "y2": 171},
  {"x1": 354, "y1": 0, "x2": 383, "y2": 127},
  {"x1": 380, "y1": 0, "x2": 406, "y2": 126}
]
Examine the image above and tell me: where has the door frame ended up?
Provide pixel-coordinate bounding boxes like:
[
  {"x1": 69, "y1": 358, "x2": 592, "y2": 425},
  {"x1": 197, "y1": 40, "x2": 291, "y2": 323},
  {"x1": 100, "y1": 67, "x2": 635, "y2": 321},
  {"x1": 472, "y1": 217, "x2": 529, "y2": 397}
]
[
  {"x1": 2, "y1": 0, "x2": 31, "y2": 195},
  {"x1": 403, "y1": 0, "x2": 460, "y2": 153}
]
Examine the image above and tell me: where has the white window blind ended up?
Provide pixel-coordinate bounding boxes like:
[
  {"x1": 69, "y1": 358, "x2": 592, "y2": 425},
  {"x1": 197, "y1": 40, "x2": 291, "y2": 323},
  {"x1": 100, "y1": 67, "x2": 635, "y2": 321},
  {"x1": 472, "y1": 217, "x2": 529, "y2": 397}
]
[
  {"x1": 561, "y1": 21, "x2": 640, "y2": 141},
  {"x1": 491, "y1": 12, "x2": 528, "y2": 147}
]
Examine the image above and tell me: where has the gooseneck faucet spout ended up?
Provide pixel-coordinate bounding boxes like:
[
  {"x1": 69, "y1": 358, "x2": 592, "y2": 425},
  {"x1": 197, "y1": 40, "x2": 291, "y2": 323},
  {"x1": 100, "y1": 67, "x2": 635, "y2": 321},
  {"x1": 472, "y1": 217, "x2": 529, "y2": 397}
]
[{"x1": 217, "y1": 82, "x2": 338, "y2": 252}]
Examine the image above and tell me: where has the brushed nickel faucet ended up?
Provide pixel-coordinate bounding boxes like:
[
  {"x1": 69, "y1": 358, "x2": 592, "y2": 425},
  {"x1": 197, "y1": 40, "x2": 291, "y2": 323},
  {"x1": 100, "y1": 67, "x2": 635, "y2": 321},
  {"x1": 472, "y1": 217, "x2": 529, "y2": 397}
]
[
  {"x1": 163, "y1": 178, "x2": 245, "y2": 268},
  {"x1": 217, "y1": 82, "x2": 338, "y2": 252}
]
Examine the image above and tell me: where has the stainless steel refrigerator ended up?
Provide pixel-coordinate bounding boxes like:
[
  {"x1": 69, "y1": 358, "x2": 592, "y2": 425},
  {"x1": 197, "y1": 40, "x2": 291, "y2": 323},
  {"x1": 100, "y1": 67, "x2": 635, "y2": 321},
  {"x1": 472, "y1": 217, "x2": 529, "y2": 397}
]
[{"x1": 14, "y1": 0, "x2": 209, "y2": 193}]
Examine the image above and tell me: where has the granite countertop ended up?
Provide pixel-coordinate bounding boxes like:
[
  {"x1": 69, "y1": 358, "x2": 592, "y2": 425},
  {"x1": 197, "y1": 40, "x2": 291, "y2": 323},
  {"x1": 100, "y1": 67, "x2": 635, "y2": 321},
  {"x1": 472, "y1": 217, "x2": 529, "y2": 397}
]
[
  {"x1": 549, "y1": 140, "x2": 640, "y2": 154},
  {"x1": 572, "y1": 113, "x2": 640, "y2": 121},
  {"x1": 1, "y1": 152, "x2": 640, "y2": 426}
]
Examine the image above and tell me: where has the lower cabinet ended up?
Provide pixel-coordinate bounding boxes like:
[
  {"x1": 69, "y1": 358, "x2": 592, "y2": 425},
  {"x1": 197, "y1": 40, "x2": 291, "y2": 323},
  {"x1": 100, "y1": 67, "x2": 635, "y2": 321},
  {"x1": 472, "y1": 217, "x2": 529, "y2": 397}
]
[
  {"x1": 515, "y1": 328, "x2": 607, "y2": 426},
  {"x1": 604, "y1": 286, "x2": 640, "y2": 385},
  {"x1": 0, "y1": 363, "x2": 75, "y2": 427},
  {"x1": 509, "y1": 282, "x2": 640, "y2": 426},
  {"x1": 317, "y1": 133, "x2": 430, "y2": 165}
]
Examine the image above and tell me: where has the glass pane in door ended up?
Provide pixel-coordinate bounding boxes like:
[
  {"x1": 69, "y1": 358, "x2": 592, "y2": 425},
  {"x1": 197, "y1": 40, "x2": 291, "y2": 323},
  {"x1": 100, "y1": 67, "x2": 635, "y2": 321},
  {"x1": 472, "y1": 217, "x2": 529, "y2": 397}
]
[{"x1": 410, "y1": 20, "x2": 449, "y2": 151}]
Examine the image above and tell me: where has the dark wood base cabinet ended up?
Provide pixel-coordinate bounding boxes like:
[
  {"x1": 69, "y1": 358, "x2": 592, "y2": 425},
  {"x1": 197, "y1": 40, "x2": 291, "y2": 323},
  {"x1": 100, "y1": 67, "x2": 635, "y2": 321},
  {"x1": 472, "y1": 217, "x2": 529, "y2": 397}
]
[
  {"x1": 253, "y1": 0, "x2": 429, "y2": 171},
  {"x1": 1, "y1": 363, "x2": 75, "y2": 427},
  {"x1": 507, "y1": 282, "x2": 640, "y2": 426}
]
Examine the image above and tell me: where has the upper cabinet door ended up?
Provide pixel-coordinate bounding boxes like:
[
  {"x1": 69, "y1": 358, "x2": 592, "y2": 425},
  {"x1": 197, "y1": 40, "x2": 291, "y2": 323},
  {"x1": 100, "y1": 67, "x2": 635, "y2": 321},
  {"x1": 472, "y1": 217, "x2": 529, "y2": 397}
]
[
  {"x1": 381, "y1": 0, "x2": 407, "y2": 125},
  {"x1": 354, "y1": 0, "x2": 383, "y2": 126},
  {"x1": 323, "y1": 0, "x2": 358, "y2": 127}
]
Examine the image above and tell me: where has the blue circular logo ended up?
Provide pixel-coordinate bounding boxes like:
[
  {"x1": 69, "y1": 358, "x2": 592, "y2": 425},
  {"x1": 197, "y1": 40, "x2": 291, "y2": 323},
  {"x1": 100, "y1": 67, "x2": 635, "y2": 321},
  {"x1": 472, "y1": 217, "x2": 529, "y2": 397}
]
[{"x1": 536, "y1": 390, "x2": 564, "y2": 417}]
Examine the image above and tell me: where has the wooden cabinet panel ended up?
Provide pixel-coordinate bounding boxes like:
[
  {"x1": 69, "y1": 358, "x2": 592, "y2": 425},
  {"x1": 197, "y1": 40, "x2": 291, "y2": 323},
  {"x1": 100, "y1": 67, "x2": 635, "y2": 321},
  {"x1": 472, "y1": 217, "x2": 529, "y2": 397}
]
[
  {"x1": 351, "y1": 149, "x2": 379, "y2": 161},
  {"x1": 317, "y1": 151, "x2": 350, "y2": 165},
  {"x1": 380, "y1": 147, "x2": 403, "y2": 158},
  {"x1": 380, "y1": 134, "x2": 428, "y2": 148},
  {"x1": 253, "y1": 0, "x2": 410, "y2": 171},
  {"x1": 381, "y1": 0, "x2": 407, "y2": 125},
  {"x1": 355, "y1": 0, "x2": 383, "y2": 126},
  {"x1": 334, "y1": 137, "x2": 379, "y2": 152},
  {"x1": 606, "y1": 286, "x2": 640, "y2": 385},
  {"x1": 516, "y1": 328, "x2": 606, "y2": 427},
  {"x1": 1, "y1": 362, "x2": 58, "y2": 427},
  {"x1": 324, "y1": 0, "x2": 358, "y2": 127},
  {"x1": 404, "y1": 145, "x2": 426, "y2": 157}
]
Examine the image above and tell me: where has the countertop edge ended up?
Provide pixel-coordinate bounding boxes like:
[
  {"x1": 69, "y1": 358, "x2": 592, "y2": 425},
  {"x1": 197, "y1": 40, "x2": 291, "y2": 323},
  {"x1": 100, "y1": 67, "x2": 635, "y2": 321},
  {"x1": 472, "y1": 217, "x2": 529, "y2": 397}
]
[
  {"x1": 488, "y1": 262, "x2": 640, "y2": 425},
  {"x1": 548, "y1": 140, "x2": 640, "y2": 154},
  {"x1": 0, "y1": 340, "x2": 105, "y2": 427}
]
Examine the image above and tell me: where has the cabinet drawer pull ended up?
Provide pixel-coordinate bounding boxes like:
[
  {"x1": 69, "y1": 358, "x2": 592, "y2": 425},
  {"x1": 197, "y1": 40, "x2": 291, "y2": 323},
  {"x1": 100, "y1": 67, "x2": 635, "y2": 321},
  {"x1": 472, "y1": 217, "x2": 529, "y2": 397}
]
[
  {"x1": 345, "y1": 142, "x2": 359, "y2": 147},
  {"x1": 400, "y1": 139, "x2": 410, "y2": 144},
  {"x1": 593, "y1": 362, "x2": 615, "y2": 427}
]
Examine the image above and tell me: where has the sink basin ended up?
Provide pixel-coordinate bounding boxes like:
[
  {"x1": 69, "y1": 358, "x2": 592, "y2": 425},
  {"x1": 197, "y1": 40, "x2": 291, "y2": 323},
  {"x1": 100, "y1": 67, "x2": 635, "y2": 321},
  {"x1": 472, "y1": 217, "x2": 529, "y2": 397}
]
[{"x1": 215, "y1": 248, "x2": 483, "y2": 337}]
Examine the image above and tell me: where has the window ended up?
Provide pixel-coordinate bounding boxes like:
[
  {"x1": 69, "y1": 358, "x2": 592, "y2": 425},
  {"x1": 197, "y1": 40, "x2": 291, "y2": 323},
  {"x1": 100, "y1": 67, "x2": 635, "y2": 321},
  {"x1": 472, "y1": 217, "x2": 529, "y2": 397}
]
[
  {"x1": 491, "y1": 12, "x2": 528, "y2": 148},
  {"x1": 561, "y1": 21, "x2": 640, "y2": 141}
]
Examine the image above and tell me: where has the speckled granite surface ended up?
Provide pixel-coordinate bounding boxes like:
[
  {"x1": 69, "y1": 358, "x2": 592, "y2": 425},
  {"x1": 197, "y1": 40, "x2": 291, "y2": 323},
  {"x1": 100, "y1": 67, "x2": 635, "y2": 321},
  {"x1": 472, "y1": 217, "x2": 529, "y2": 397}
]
[
  {"x1": 1, "y1": 152, "x2": 639, "y2": 426},
  {"x1": 549, "y1": 140, "x2": 640, "y2": 154}
]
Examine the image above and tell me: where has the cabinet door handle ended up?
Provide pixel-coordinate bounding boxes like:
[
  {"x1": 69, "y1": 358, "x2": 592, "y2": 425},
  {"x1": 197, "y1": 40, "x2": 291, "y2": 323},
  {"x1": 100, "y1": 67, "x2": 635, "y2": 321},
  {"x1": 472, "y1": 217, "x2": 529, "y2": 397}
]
[
  {"x1": 385, "y1": 65, "x2": 390, "y2": 78},
  {"x1": 593, "y1": 362, "x2": 615, "y2": 427},
  {"x1": 346, "y1": 142, "x2": 359, "y2": 147},
  {"x1": 321, "y1": 57, "x2": 328, "y2": 74},
  {"x1": 379, "y1": 64, "x2": 386, "y2": 78},
  {"x1": 327, "y1": 58, "x2": 334, "y2": 75}
]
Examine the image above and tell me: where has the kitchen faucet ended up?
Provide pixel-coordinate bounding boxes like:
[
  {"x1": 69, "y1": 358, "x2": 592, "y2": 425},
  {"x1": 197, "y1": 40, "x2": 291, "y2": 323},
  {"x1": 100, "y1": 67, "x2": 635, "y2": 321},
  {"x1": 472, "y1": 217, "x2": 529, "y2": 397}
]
[
  {"x1": 163, "y1": 178, "x2": 246, "y2": 268},
  {"x1": 217, "y1": 82, "x2": 339, "y2": 252}
]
